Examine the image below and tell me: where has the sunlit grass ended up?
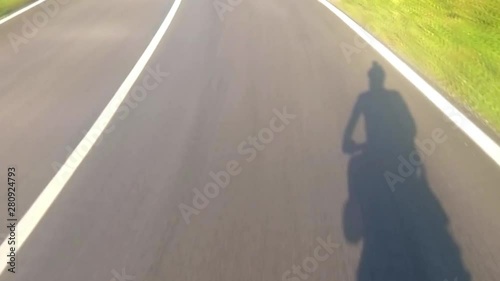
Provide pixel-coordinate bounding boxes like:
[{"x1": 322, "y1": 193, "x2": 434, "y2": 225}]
[
  {"x1": 336, "y1": 0, "x2": 500, "y2": 132},
  {"x1": 0, "y1": 0, "x2": 33, "y2": 18}
]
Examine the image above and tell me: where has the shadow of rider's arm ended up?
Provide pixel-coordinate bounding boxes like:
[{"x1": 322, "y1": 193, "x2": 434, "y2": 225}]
[{"x1": 342, "y1": 96, "x2": 364, "y2": 154}]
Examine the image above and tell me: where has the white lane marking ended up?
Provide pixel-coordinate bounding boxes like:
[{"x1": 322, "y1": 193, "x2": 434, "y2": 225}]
[
  {"x1": 0, "y1": 0, "x2": 48, "y2": 25},
  {"x1": 0, "y1": 0, "x2": 183, "y2": 274},
  {"x1": 318, "y1": 0, "x2": 500, "y2": 167}
]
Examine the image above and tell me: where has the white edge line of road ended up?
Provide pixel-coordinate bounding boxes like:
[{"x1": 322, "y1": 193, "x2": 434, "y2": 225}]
[
  {"x1": 0, "y1": 0, "x2": 48, "y2": 25},
  {"x1": 0, "y1": 0, "x2": 183, "y2": 274},
  {"x1": 317, "y1": 0, "x2": 500, "y2": 167}
]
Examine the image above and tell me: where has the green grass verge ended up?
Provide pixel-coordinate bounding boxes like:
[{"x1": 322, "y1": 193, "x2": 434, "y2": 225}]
[
  {"x1": 336, "y1": 0, "x2": 500, "y2": 132},
  {"x1": 0, "y1": 0, "x2": 34, "y2": 18}
]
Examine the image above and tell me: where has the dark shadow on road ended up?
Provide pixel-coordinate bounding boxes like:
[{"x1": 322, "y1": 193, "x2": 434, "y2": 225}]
[{"x1": 341, "y1": 61, "x2": 470, "y2": 281}]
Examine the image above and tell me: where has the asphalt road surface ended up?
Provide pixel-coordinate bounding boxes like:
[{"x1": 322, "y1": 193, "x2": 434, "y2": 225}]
[{"x1": 1, "y1": 0, "x2": 500, "y2": 280}]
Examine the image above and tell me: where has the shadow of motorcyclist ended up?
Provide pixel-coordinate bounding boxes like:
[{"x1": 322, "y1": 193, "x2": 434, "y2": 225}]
[{"x1": 341, "y1": 61, "x2": 470, "y2": 281}]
